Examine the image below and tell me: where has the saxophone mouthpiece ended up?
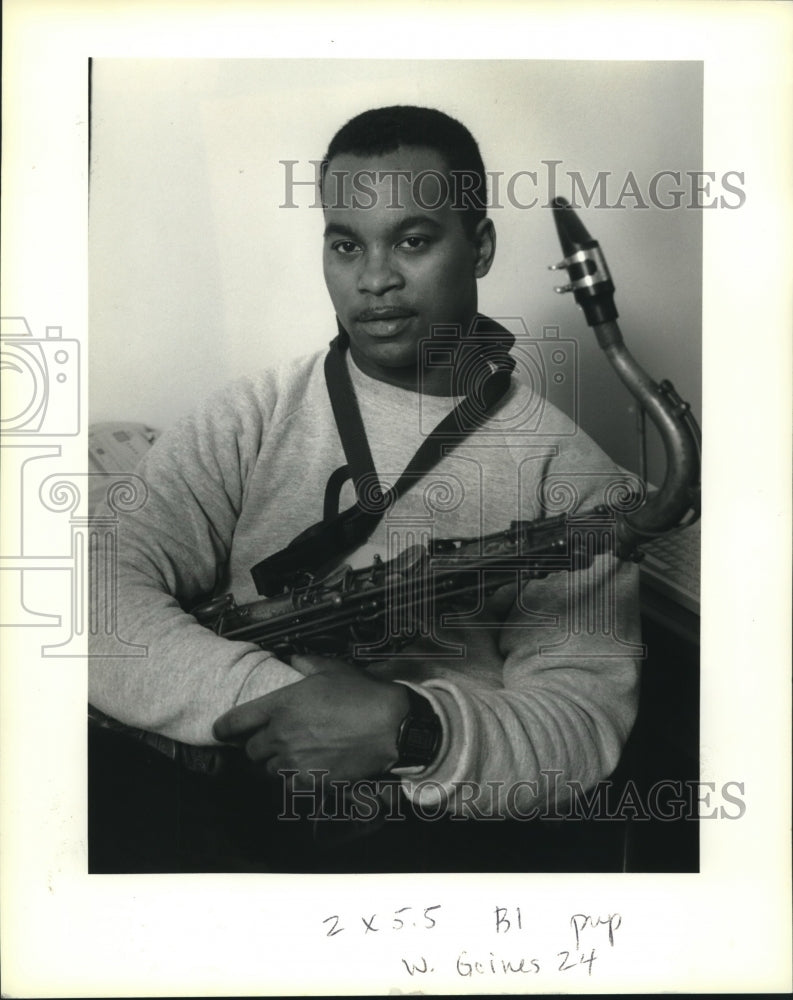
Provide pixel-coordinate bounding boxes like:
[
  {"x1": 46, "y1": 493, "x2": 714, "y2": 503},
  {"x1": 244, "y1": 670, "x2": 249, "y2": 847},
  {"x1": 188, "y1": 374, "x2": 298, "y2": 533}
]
[
  {"x1": 549, "y1": 197, "x2": 618, "y2": 327},
  {"x1": 551, "y1": 196, "x2": 597, "y2": 256}
]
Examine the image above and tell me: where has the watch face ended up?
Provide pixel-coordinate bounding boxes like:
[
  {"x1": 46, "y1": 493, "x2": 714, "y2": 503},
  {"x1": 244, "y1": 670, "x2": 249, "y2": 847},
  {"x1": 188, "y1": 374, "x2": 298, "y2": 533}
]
[
  {"x1": 394, "y1": 686, "x2": 442, "y2": 768},
  {"x1": 397, "y1": 696, "x2": 442, "y2": 768},
  {"x1": 402, "y1": 720, "x2": 437, "y2": 759}
]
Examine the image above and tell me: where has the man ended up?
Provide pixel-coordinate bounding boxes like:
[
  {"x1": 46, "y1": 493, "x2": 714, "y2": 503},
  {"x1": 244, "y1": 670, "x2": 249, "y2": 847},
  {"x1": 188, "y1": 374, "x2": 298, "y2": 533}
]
[{"x1": 89, "y1": 106, "x2": 640, "y2": 872}]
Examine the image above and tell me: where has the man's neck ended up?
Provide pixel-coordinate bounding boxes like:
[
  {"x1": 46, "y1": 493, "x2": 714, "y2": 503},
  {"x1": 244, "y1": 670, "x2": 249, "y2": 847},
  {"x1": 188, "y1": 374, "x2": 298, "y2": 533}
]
[{"x1": 347, "y1": 343, "x2": 458, "y2": 396}]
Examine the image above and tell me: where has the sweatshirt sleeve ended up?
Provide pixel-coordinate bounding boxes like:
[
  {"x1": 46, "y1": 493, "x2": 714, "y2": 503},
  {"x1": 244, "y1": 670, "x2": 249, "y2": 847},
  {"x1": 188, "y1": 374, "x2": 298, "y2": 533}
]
[
  {"x1": 399, "y1": 556, "x2": 641, "y2": 817},
  {"x1": 88, "y1": 377, "x2": 304, "y2": 745},
  {"x1": 396, "y1": 420, "x2": 642, "y2": 818}
]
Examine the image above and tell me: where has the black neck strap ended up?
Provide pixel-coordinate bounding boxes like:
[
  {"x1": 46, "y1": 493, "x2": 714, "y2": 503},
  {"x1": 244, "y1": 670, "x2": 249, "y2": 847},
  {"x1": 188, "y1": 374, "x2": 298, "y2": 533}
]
[{"x1": 250, "y1": 317, "x2": 515, "y2": 597}]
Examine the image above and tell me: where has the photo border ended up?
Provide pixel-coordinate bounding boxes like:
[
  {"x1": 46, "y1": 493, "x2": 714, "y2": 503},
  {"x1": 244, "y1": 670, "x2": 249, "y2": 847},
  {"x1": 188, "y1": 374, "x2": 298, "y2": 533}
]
[{"x1": 1, "y1": 1, "x2": 791, "y2": 996}]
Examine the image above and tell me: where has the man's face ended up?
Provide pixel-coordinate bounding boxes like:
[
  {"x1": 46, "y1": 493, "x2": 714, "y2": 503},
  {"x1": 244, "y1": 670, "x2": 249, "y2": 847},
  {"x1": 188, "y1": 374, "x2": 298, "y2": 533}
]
[{"x1": 322, "y1": 146, "x2": 495, "y2": 388}]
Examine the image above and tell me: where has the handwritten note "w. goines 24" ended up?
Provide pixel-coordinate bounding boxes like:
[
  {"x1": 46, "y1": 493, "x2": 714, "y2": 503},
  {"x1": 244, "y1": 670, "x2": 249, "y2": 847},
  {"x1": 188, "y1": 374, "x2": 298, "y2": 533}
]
[{"x1": 321, "y1": 903, "x2": 623, "y2": 984}]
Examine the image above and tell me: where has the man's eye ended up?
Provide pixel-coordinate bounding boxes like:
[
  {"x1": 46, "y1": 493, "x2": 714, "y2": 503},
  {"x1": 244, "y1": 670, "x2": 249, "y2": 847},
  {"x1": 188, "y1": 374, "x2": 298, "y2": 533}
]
[
  {"x1": 397, "y1": 236, "x2": 429, "y2": 250},
  {"x1": 331, "y1": 240, "x2": 361, "y2": 255}
]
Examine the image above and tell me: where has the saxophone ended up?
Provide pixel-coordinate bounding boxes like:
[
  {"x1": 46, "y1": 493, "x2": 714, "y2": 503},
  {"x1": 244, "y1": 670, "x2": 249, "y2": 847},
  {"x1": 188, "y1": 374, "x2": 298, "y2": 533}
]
[{"x1": 194, "y1": 200, "x2": 701, "y2": 658}]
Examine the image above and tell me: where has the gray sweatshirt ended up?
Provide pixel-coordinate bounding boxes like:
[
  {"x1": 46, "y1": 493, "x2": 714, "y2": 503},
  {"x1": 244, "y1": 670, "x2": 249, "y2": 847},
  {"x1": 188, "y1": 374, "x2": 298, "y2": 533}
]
[{"x1": 89, "y1": 346, "x2": 641, "y2": 815}]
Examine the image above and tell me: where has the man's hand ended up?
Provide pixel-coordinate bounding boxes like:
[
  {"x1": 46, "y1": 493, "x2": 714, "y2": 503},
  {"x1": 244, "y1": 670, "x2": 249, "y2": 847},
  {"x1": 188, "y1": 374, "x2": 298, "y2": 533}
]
[{"x1": 212, "y1": 655, "x2": 410, "y2": 784}]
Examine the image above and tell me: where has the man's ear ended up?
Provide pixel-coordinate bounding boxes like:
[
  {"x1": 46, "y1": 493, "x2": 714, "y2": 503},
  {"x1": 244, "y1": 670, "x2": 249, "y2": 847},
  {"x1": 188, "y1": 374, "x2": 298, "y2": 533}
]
[{"x1": 472, "y1": 218, "x2": 496, "y2": 278}]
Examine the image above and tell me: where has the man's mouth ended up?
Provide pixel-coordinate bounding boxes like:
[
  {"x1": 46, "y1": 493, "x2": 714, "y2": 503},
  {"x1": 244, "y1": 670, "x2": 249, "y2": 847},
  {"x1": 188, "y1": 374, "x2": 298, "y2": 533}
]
[
  {"x1": 356, "y1": 307, "x2": 415, "y2": 322},
  {"x1": 355, "y1": 307, "x2": 416, "y2": 337}
]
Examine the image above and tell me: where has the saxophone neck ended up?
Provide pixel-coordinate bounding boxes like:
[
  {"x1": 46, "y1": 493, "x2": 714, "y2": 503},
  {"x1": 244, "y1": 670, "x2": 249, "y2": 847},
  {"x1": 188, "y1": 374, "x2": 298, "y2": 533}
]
[
  {"x1": 597, "y1": 320, "x2": 700, "y2": 554},
  {"x1": 549, "y1": 200, "x2": 701, "y2": 555}
]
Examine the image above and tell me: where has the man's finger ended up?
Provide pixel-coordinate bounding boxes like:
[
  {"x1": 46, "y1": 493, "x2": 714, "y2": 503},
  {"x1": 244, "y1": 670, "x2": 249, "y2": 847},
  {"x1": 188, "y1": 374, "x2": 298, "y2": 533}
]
[
  {"x1": 212, "y1": 696, "x2": 272, "y2": 742},
  {"x1": 289, "y1": 654, "x2": 327, "y2": 677},
  {"x1": 244, "y1": 726, "x2": 278, "y2": 764},
  {"x1": 291, "y1": 653, "x2": 355, "y2": 677}
]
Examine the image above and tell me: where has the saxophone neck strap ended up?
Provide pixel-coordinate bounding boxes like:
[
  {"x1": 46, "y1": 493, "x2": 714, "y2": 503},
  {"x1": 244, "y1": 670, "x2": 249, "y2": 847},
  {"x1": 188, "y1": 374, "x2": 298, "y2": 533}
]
[{"x1": 250, "y1": 317, "x2": 515, "y2": 597}]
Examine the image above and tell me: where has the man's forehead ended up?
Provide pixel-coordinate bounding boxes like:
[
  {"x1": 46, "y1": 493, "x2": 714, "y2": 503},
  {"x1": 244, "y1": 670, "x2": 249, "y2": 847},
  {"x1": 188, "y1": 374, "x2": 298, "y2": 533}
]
[{"x1": 322, "y1": 146, "x2": 461, "y2": 219}]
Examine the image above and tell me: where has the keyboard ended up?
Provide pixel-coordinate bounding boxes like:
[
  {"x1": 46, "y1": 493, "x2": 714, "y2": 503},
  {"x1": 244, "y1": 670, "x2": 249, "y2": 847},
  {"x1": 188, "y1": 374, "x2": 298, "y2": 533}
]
[{"x1": 639, "y1": 520, "x2": 700, "y2": 616}]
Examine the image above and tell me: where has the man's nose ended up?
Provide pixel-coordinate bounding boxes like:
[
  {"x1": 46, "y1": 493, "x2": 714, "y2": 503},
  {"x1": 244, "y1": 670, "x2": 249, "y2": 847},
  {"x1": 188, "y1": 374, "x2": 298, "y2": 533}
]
[{"x1": 357, "y1": 249, "x2": 404, "y2": 295}]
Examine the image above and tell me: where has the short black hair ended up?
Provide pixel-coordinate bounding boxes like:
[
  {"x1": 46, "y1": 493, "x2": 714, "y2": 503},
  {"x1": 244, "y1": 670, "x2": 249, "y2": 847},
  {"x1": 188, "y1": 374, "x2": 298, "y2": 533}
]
[{"x1": 321, "y1": 105, "x2": 488, "y2": 237}]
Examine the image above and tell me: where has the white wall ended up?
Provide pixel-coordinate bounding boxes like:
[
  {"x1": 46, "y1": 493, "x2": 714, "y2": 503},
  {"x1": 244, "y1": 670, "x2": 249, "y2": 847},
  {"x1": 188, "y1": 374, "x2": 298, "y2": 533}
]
[{"x1": 89, "y1": 59, "x2": 703, "y2": 480}]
